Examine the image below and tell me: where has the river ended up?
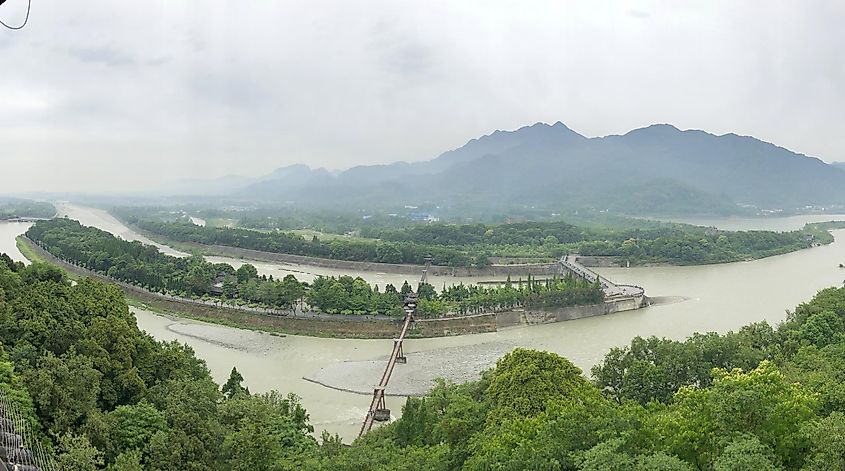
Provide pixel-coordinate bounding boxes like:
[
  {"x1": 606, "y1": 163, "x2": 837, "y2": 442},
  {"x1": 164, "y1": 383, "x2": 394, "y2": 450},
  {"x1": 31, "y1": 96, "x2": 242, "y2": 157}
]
[
  {"x1": 57, "y1": 203, "x2": 505, "y2": 289},
  {"x1": 2, "y1": 207, "x2": 845, "y2": 442}
]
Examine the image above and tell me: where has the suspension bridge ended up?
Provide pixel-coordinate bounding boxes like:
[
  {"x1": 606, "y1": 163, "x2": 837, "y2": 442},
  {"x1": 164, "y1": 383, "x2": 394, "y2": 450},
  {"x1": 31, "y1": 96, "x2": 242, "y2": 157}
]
[{"x1": 358, "y1": 255, "x2": 432, "y2": 437}]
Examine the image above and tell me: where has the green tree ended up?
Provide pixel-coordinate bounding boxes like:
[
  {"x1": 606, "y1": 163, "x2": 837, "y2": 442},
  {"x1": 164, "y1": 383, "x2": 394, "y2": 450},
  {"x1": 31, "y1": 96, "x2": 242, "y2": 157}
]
[
  {"x1": 235, "y1": 263, "x2": 259, "y2": 283},
  {"x1": 222, "y1": 367, "x2": 250, "y2": 399},
  {"x1": 713, "y1": 436, "x2": 780, "y2": 471},
  {"x1": 56, "y1": 432, "x2": 105, "y2": 471},
  {"x1": 801, "y1": 411, "x2": 845, "y2": 470}
]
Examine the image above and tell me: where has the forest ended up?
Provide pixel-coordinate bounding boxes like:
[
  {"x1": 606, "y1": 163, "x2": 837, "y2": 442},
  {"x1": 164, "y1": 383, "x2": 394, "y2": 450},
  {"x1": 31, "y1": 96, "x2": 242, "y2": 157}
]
[
  {"x1": 122, "y1": 214, "x2": 826, "y2": 267},
  {"x1": 0, "y1": 253, "x2": 317, "y2": 470},
  {"x1": 24, "y1": 218, "x2": 604, "y2": 318},
  {"x1": 0, "y1": 198, "x2": 55, "y2": 220},
  {"x1": 3, "y1": 251, "x2": 845, "y2": 469},
  {"x1": 319, "y1": 282, "x2": 845, "y2": 470}
]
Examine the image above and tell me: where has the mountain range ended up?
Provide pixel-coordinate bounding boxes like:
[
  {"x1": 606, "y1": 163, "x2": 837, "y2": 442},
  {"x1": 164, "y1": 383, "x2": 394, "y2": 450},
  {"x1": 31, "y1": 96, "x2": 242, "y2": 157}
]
[{"x1": 184, "y1": 122, "x2": 845, "y2": 216}]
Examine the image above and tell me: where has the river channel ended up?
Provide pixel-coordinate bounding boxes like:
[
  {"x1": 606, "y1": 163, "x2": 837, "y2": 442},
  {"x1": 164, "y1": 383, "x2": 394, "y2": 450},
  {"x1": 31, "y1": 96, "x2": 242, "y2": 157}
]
[{"x1": 3, "y1": 206, "x2": 845, "y2": 441}]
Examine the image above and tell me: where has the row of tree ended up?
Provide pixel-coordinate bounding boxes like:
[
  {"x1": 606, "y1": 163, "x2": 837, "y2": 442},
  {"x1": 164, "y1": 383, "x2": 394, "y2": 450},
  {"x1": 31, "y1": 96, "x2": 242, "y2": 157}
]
[
  {"x1": 124, "y1": 212, "x2": 823, "y2": 267},
  {"x1": 307, "y1": 275, "x2": 604, "y2": 317}
]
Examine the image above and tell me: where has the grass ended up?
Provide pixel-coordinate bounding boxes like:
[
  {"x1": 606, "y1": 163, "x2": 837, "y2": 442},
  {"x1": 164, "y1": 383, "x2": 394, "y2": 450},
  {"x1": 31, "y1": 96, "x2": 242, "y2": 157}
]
[
  {"x1": 15, "y1": 236, "x2": 82, "y2": 281},
  {"x1": 206, "y1": 217, "x2": 238, "y2": 228}
]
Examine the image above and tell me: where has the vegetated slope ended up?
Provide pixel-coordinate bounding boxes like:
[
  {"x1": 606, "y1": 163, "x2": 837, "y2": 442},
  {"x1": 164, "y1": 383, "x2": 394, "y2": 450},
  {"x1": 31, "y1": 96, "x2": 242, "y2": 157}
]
[
  {"x1": 234, "y1": 122, "x2": 845, "y2": 215},
  {"x1": 319, "y1": 285, "x2": 845, "y2": 470}
]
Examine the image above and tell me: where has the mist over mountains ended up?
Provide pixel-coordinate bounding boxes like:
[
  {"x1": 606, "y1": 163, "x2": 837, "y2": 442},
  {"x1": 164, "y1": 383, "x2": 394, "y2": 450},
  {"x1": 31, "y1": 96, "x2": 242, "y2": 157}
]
[{"x1": 185, "y1": 122, "x2": 845, "y2": 216}]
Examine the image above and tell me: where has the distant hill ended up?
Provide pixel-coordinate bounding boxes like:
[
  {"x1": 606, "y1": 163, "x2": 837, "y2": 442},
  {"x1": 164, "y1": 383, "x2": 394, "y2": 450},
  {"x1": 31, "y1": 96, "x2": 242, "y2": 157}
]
[
  {"x1": 832, "y1": 162, "x2": 845, "y2": 172},
  {"x1": 225, "y1": 122, "x2": 845, "y2": 216}
]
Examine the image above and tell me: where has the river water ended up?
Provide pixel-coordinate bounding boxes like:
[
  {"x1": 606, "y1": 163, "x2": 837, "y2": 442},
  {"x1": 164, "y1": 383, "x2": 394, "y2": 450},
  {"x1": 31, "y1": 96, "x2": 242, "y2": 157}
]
[
  {"x1": 57, "y1": 203, "x2": 503, "y2": 289},
  {"x1": 3, "y1": 206, "x2": 845, "y2": 441}
]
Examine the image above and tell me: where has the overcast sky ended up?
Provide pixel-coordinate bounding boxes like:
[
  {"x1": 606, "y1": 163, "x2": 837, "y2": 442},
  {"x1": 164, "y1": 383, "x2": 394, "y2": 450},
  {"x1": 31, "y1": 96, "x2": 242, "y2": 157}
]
[{"x1": 1, "y1": 1, "x2": 844, "y2": 193}]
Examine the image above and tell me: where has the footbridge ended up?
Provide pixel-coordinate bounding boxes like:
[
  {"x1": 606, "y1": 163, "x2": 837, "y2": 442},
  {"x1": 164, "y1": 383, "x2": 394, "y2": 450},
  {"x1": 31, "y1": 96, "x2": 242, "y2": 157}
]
[
  {"x1": 560, "y1": 255, "x2": 645, "y2": 299},
  {"x1": 358, "y1": 256, "x2": 432, "y2": 437}
]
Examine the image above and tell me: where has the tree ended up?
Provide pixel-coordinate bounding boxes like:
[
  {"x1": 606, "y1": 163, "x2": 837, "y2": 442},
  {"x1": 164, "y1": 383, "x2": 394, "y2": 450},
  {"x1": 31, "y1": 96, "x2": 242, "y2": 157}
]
[
  {"x1": 576, "y1": 439, "x2": 636, "y2": 471},
  {"x1": 235, "y1": 263, "x2": 258, "y2": 283},
  {"x1": 654, "y1": 361, "x2": 817, "y2": 469},
  {"x1": 222, "y1": 276, "x2": 238, "y2": 300},
  {"x1": 105, "y1": 401, "x2": 168, "y2": 461},
  {"x1": 802, "y1": 412, "x2": 845, "y2": 470},
  {"x1": 222, "y1": 367, "x2": 250, "y2": 399},
  {"x1": 798, "y1": 310, "x2": 845, "y2": 347},
  {"x1": 24, "y1": 351, "x2": 102, "y2": 434},
  {"x1": 417, "y1": 282, "x2": 436, "y2": 301},
  {"x1": 485, "y1": 349, "x2": 600, "y2": 422},
  {"x1": 107, "y1": 449, "x2": 143, "y2": 471},
  {"x1": 56, "y1": 432, "x2": 105, "y2": 471},
  {"x1": 713, "y1": 436, "x2": 780, "y2": 471}
]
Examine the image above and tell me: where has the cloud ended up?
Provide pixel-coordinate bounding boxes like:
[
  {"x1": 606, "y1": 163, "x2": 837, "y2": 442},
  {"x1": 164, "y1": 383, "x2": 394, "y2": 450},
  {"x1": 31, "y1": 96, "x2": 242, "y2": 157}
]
[
  {"x1": 67, "y1": 46, "x2": 135, "y2": 67},
  {"x1": 627, "y1": 9, "x2": 651, "y2": 19},
  {"x1": 1, "y1": 0, "x2": 844, "y2": 194}
]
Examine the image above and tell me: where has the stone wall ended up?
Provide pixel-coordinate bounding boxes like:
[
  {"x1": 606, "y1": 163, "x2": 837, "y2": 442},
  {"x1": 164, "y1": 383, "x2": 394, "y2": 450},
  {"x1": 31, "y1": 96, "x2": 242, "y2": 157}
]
[{"x1": 496, "y1": 295, "x2": 648, "y2": 328}]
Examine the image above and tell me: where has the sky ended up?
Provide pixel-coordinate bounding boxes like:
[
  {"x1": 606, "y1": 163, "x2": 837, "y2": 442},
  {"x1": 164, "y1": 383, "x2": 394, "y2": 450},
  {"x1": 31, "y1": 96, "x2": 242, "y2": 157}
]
[{"x1": 1, "y1": 0, "x2": 844, "y2": 193}]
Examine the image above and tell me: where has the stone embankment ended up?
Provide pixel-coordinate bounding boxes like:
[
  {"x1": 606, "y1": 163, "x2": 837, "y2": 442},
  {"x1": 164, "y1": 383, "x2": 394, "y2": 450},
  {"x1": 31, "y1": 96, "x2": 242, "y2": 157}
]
[{"x1": 21, "y1": 237, "x2": 647, "y2": 339}]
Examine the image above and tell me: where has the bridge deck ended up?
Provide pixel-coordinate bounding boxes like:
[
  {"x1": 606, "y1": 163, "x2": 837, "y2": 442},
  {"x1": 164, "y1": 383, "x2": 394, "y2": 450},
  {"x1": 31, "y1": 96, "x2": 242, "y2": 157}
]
[
  {"x1": 560, "y1": 255, "x2": 644, "y2": 298},
  {"x1": 358, "y1": 308, "x2": 414, "y2": 437}
]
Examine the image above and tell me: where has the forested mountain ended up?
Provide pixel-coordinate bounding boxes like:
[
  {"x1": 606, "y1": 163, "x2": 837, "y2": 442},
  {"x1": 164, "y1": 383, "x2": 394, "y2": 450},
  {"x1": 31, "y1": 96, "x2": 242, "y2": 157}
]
[{"x1": 225, "y1": 122, "x2": 845, "y2": 216}]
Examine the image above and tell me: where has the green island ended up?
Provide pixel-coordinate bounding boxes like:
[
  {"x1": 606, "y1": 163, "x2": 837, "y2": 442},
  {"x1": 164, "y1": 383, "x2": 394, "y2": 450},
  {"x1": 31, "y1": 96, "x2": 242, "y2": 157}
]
[
  {"x1": 118, "y1": 209, "x2": 837, "y2": 267},
  {"x1": 2, "y1": 251, "x2": 845, "y2": 469},
  {"x1": 25, "y1": 218, "x2": 604, "y2": 319}
]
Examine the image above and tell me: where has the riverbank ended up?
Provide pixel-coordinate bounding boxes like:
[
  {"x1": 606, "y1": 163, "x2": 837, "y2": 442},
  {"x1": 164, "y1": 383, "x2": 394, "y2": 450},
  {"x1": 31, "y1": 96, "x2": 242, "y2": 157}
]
[
  {"x1": 123, "y1": 220, "x2": 562, "y2": 277},
  {"x1": 122, "y1": 217, "x2": 845, "y2": 276}
]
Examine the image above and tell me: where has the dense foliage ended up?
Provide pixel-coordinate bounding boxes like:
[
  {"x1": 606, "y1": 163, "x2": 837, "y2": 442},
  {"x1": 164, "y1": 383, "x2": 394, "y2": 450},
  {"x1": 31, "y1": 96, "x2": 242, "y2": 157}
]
[
  {"x1": 7, "y1": 241, "x2": 845, "y2": 469},
  {"x1": 124, "y1": 214, "x2": 825, "y2": 267},
  {"x1": 0, "y1": 255, "x2": 318, "y2": 470},
  {"x1": 317, "y1": 284, "x2": 845, "y2": 470},
  {"x1": 0, "y1": 198, "x2": 55, "y2": 220},
  {"x1": 26, "y1": 219, "x2": 604, "y2": 318}
]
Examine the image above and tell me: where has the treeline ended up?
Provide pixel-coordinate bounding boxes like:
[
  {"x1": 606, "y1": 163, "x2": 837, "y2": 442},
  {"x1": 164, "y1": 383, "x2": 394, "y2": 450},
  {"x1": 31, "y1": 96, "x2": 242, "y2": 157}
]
[
  {"x1": 26, "y1": 219, "x2": 603, "y2": 318},
  {"x1": 123, "y1": 213, "x2": 826, "y2": 267},
  {"x1": 418, "y1": 276, "x2": 603, "y2": 318},
  {"x1": 317, "y1": 283, "x2": 845, "y2": 470},
  {"x1": 308, "y1": 275, "x2": 604, "y2": 318},
  {"x1": 0, "y1": 198, "x2": 55, "y2": 219},
  {"x1": 129, "y1": 218, "x2": 480, "y2": 267},
  {"x1": 0, "y1": 255, "x2": 318, "y2": 469}
]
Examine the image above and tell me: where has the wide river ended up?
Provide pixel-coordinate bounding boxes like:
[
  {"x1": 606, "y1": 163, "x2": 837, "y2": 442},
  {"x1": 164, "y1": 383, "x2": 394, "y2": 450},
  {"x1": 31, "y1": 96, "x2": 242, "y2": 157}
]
[{"x1": 3, "y1": 206, "x2": 845, "y2": 441}]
